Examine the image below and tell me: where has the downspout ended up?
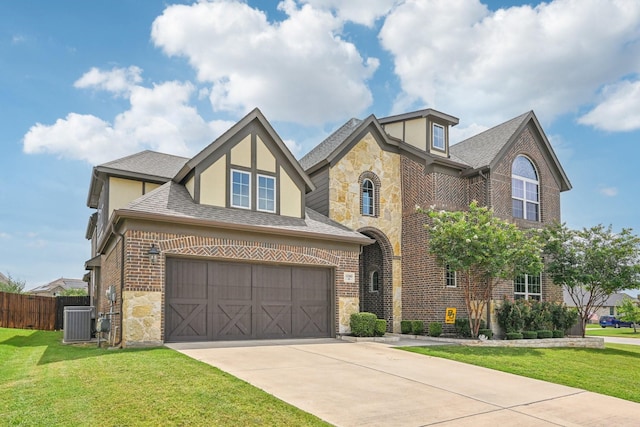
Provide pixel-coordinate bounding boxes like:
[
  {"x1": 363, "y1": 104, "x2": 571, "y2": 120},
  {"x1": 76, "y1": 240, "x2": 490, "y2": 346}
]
[
  {"x1": 109, "y1": 221, "x2": 125, "y2": 348},
  {"x1": 478, "y1": 169, "x2": 492, "y2": 331}
]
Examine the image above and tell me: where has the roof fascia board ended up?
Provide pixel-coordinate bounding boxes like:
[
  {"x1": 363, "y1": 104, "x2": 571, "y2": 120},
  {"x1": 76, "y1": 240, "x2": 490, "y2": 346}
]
[
  {"x1": 325, "y1": 115, "x2": 396, "y2": 166},
  {"x1": 378, "y1": 109, "x2": 460, "y2": 126}
]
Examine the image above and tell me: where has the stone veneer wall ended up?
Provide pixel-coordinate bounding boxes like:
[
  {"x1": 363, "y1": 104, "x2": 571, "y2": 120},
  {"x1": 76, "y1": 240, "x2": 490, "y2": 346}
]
[
  {"x1": 328, "y1": 132, "x2": 403, "y2": 331},
  {"x1": 117, "y1": 228, "x2": 360, "y2": 346}
]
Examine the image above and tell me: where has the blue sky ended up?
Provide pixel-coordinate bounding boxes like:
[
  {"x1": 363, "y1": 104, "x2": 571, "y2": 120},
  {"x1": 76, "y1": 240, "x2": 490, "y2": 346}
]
[{"x1": 1, "y1": 0, "x2": 640, "y2": 295}]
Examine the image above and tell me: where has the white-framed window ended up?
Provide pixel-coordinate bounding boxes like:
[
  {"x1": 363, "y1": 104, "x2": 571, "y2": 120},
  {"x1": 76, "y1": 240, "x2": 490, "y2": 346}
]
[
  {"x1": 512, "y1": 155, "x2": 539, "y2": 221},
  {"x1": 514, "y1": 273, "x2": 541, "y2": 300},
  {"x1": 432, "y1": 123, "x2": 445, "y2": 150},
  {"x1": 257, "y1": 174, "x2": 276, "y2": 213},
  {"x1": 369, "y1": 270, "x2": 380, "y2": 293},
  {"x1": 231, "y1": 169, "x2": 251, "y2": 209},
  {"x1": 445, "y1": 265, "x2": 457, "y2": 288},
  {"x1": 362, "y1": 178, "x2": 375, "y2": 216}
]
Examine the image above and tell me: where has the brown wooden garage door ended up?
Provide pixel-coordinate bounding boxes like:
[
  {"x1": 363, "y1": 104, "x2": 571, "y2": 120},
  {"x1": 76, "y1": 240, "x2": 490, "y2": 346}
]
[{"x1": 165, "y1": 258, "x2": 333, "y2": 342}]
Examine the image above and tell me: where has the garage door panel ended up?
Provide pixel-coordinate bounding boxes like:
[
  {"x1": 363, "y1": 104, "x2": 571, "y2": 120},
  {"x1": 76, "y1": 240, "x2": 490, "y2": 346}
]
[{"x1": 166, "y1": 259, "x2": 332, "y2": 341}]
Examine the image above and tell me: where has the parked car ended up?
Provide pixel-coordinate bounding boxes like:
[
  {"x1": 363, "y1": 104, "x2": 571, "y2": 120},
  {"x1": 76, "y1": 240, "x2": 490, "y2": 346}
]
[{"x1": 599, "y1": 315, "x2": 634, "y2": 328}]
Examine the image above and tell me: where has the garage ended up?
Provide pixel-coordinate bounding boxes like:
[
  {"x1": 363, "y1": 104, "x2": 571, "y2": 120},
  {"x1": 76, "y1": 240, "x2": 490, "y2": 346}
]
[{"x1": 165, "y1": 258, "x2": 333, "y2": 342}]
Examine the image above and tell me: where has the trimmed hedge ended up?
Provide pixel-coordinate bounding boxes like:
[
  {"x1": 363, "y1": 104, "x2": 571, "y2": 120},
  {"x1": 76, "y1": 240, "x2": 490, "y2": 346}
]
[
  {"x1": 374, "y1": 319, "x2": 387, "y2": 337},
  {"x1": 478, "y1": 328, "x2": 493, "y2": 339},
  {"x1": 428, "y1": 322, "x2": 442, "y2": 337},
  {"x1": 506, "y1": 332, "x2": 523, "y2": 340},
  {"x1": 401, "y1": 320, "x2": 425, "y2": 335},
  {"x1": 350, "y1": 312, "x2": 377, "y2": 337},
  {"x1": 522, "y1": 331, "x2": 538, "y2": 339},
  {"x1": 552, "y1": 329, "x2": 565, "y2": 338},
  {"x1": 455, "y1": 318, "x2": 486, "y2": 338},
  {"x1": 537, "y1": 330, "x2": 553, "y2": 339}
]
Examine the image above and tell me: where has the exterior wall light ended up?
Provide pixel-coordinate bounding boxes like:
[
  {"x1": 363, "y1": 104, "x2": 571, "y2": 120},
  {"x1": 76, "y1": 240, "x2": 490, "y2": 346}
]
[{"x1": 148, "y1": 244, "x2": 160, "y2": 264}]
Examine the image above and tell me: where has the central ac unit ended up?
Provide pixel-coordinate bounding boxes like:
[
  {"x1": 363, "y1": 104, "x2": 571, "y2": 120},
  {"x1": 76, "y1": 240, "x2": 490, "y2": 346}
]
[{"x1": 63, "y1": 306, "x2": 94, "y2": 343}]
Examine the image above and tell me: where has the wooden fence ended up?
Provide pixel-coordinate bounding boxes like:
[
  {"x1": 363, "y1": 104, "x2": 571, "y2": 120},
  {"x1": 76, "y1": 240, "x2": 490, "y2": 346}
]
[{"x1": 0, "y1": 292, "x2": 90, "y2": 331}]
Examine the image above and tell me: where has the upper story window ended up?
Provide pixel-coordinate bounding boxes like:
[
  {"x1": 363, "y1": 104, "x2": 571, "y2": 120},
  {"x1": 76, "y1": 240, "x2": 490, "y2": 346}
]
[
  {"x1": 512, "y1": 156, "x2": 539, "y2": 221},
  {"x1": 359, "y1": 172, "x2": 380, "y2": 218},
  {"x1": 231, "y1": 169, "x2": 251, "y2": 209},
  {"x1": 362, "y1": 179, "x2": 375, "y2": 216},
  {"x1": 445, "y1": 265, "x2": 457, "y2": 288},
  {"x1": 432, "y1": 123, "x2": 445, "y2": 150},
  {"x1": 514, "y1": 273, "x2": 541, "y2": 300},
  {"x1": 257, "y1": 174, "x2": 276, "y2": 213}
]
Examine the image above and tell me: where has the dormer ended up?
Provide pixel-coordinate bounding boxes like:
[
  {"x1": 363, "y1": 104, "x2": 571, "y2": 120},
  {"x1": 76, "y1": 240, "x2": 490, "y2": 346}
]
[
  {"x1": 378, "y1": 109, "x2": 459, "y2": 158},
  {"x1": 174, "y1": 108, "x2": 313, "y2": 219}
]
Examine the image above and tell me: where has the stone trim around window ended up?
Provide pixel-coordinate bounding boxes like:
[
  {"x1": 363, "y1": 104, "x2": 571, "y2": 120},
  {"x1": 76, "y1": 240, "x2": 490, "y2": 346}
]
[{"x1": 358, "y1": 171, "x2": 381, "y2": 218}]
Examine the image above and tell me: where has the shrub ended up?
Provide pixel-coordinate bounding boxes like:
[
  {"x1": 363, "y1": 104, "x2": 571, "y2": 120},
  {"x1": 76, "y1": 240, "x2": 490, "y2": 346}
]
[
  {"x1": 537, "y1": 330, "x2": 553, "y2": 339},
  {"x1": 455, "y1": 318, "x2": 486, "y2": 338},
  {"x1": 350, "y1": 312, "x2": 377, "y2": 337},
  {"x1": 522, "y1": 331, "x2": 538, "y2": 339},
  {"x1": 428, "y1": 322, "x2": 442, "y2": 337},
  {"x1": 505, "y1": 332, "x2": 523, "y2": 340},
  {"x1": 550, "y1": 304, "x2": 579, "y2": 332},
  {"x1": 411, "y1": 320, "x2": 425, "y2": 335},
  {"x1": 496, "y1": 298, "x2": 527, "y2": 333},
  {"x1": 552, "y1": 330, "x2": 565, "y2": 338},
  {"x1": 374, "y1": 319, "x2": 387, "y2": 337},
  {"x1": 478, "y1": 328, "x2": 493, "y2": 339},
  {"x1": 524, "y1": 301, "x2": 553, "y2": 331},
  {"x1": 401, "y1": 320, "x2": 412, "y2": 334}
]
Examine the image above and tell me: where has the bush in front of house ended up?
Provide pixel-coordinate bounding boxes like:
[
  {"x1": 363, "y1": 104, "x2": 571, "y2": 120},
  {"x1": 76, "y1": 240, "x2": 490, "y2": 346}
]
[
  {"x1": 537, "y1": 330, "x2": 553, "y2": 339},
  {"x1": 522, "y1": 331, "x2": 539, "y2": 339},
  {"x1": 428, "y1": 322, "x2": 442, "y2": 337},
  {"x1": 506, "y1": 332, "x2": 523, "y2": 340},
  {"x1": 455, "y1": 318, "x2": 486, "y2": 338},
  {"x1": 478, "y1": 328, "x2": 493, "y2": 339},
  {"x1": 401, "y1": 320, "x2": 412, "y2": 334},
  {"x1": 552, "y1": 330, "x2": 565, "y2": 338},
  {"x1": 374, "y1": 319, "x2": 387, "y2": 337},
  {"x1": 350, "y1": 312, "x2": 377, "y2": 337},
  {"x1": 497, "y1": 298, "x2": 578, "y2": 336},
  {"x1": 411, "y1": 320, "x2": 425, "y2": 335}
]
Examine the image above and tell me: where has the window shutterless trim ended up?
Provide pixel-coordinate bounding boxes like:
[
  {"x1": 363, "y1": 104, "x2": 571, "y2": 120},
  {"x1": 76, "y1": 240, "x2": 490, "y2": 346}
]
[
  {"x1": 256, "y1": 173, "x2": 276, "y2": 213},
  {"x1": 230, "y1": 169, "x2": 251, "y2": 209}
]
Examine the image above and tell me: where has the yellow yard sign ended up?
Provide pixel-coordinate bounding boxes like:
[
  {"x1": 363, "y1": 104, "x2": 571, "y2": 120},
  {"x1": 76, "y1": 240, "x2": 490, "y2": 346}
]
[{"x1": 445, "y1": 308, "x2": 457, "y2": 324}]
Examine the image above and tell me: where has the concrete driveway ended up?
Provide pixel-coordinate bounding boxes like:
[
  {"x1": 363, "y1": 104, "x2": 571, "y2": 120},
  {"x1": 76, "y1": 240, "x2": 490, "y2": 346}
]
[{"x1": 167, "y1": 339, "x2": 640, "y2": 426}]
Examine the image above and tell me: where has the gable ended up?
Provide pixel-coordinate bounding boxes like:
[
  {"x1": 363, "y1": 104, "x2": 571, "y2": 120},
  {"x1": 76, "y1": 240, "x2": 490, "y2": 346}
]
[{"x1": 176, "y1": 108, "x2": 311, "y2": 219}]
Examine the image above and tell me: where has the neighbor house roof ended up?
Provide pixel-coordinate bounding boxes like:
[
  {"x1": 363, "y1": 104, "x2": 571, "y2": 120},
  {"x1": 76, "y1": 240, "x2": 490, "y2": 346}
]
[
  {"x1": 563, "y1": 289, "x2": 634, "y2": 308},
  {"x1": 114, "y1": 181, "x2": 373, "y2": 246},
  {"x1": 30, "y1": 277, "x2": 86, "y2": 294},
  {"x1": 0, "y1": 272, "x2": 8, "y2": 283}
]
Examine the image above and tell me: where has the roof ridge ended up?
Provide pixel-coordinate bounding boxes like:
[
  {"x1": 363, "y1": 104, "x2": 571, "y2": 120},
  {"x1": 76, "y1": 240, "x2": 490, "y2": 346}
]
[{"x1": 299, "y1": 117, "x2": 363, "y2": 170}]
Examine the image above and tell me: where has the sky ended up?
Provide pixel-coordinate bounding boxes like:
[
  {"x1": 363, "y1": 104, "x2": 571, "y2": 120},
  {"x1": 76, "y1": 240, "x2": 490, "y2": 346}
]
[{"x1": 1, "y1": 0, "x2": 640, "y2": 294}]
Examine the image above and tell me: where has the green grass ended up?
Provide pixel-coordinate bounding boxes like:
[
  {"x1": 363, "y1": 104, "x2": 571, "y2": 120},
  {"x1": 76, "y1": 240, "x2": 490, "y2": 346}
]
[
  {"x1": 585, "y1": 324, "x2": 640, "y2": 338},
  {"x1": 402, "y1": 343, "x2": 640, "y2": 403},
  {"x1": 0, "y1": 328, "x2": 328, "y2": 426}
]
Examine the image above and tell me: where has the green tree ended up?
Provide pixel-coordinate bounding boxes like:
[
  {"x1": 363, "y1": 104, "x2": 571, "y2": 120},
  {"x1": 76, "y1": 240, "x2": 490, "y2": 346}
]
[
  {"x1": 543, "y1": 223, "x2": 640, "y2": 337},
  {"x1": 59, "y1": 288, "x2": 88, "y2": 297},
  {"x1": 0, "y1": 273, "x2": 26, "y2": 294},
  {"x1": 617, "y1": 297, "x2": 640, "y2": 334},
  {"x1": 424, "y1": 201, "x2": 544, "y2": 338}
]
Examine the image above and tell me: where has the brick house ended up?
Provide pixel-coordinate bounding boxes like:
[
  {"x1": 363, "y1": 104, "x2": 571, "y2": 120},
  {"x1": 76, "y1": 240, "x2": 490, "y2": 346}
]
[{"x1": 85, "y1": 107, "x2": 570, "y2": 346}]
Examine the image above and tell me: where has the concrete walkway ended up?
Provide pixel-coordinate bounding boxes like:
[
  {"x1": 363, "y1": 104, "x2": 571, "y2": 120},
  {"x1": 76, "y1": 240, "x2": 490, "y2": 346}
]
[{"x1": 167, "y1": 339, "x2": 640, "y2": 426}]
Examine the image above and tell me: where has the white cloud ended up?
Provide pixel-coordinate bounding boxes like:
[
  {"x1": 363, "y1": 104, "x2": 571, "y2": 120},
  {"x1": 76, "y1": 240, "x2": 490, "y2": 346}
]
[
  {"x1": 300, "y1": 0, "x2": 397, "y2": 27},
  {"x1": 74, "y1": 66, "x2": 143, "y2": 96},
  {"x1": 12, "y1": 34, "x2": 26, "y2": 44},
  {"x1": 282, "y1": 138, "x2": 302, "y2": 157},
  {"x1": 578, "y1": 79, "x2": 640, "y2": 131},
  {"x1": 151, "y1": 0, "x2": 378, "y2": 125},
  {"x1": 450, "y1": 123, "x2": 488, "y2": 145},
  {"x1": 379, "y1": 0, "x2": 640, "y2": 126},
  {"x1": 598, "y1": 186, "x2": 618, "y2": 197},
  {"x1": 24, "y1": 67, "x2": 234, "y2": 164},
  {"x1": 0, "y1": 232, "x2": 10, "y2": 239}
]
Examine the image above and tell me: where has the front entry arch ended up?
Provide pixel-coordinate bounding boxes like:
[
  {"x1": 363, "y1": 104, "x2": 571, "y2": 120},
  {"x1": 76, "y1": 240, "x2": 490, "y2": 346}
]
[{"x1": 359, "y1": 228, "x2": 393, "y2": 331}]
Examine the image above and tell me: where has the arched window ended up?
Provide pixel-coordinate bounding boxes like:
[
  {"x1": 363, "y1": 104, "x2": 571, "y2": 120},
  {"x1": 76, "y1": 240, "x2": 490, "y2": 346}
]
[
  {"x1": 362, "y1": 179, "x2": 375, "y2": 216},
  {"x1": 369, "y1": 270, "x2": 380, "y2": 293},
  {"x1": 512, "y1": 156, "x2": 539, "y2": 221}
]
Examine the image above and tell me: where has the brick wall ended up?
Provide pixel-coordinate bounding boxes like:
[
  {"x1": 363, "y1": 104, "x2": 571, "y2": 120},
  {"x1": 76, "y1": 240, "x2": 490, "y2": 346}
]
[{"x1": 100, "y1": 227, "x2": 361, "y2": 344}]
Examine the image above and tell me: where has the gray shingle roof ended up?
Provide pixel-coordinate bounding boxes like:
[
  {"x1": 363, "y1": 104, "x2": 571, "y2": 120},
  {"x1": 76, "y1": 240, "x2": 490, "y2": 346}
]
[
  {"x1": 99, "y1": 150, "x2": 189, "y2": 179},
  {"x1": 450, "y1": 111, "x2": 531, "y2": 169},
  {"x1": 563, "y1": 289, "x2": 634, "y2": 307},
  {"x1": 122, "y1": 181, "x2": 371, "y2": 244},
  {"x1": 30, "y1": 277, "x2": 86, "y2": 293},
  {"x1": 299, "y1": 118, "x2": 362, "y2": 171}
]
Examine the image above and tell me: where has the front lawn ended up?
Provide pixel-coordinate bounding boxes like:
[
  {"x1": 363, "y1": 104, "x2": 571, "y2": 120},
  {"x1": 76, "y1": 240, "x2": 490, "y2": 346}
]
[
  {"x1": 0, "y1": 328, "x2": 328, "y2": 426},
  {"x1": 585, "y1": 324, "x2": 640, "y2": 338},
  {"x1": 402, "y1": 343, "x2": 640, "y2": 403}
]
